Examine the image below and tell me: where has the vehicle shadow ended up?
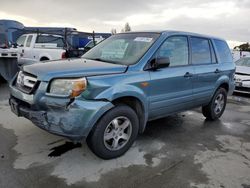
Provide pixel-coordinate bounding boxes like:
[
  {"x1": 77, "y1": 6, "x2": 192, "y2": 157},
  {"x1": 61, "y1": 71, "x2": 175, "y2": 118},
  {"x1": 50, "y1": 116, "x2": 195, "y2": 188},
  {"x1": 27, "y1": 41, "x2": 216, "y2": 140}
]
[
  {"x1": 233, "y1": 92, "x2": 250, "y2": 98},
  {"x1": 48, "y1": 141, "x2": 82, "y2": 157}
]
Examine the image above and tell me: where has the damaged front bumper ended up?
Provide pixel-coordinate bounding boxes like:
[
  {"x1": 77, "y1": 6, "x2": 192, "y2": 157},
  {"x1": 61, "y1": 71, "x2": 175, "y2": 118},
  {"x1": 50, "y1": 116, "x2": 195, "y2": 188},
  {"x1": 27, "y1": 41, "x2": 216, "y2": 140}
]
[{"x1": 9, "y1": 84, "x2": 114, "y2": 141}]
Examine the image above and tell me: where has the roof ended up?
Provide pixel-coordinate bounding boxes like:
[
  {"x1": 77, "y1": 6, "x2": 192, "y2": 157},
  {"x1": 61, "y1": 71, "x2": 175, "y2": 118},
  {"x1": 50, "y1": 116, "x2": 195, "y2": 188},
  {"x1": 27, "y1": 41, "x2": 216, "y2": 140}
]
[{"x1": 120, "y1": 30, "x2": 225, "y2": 41}]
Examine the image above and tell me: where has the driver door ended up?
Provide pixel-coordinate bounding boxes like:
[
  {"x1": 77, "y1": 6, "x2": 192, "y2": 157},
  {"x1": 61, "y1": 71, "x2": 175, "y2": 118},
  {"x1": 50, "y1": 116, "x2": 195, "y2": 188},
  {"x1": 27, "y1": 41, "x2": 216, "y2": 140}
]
[{"x1": 148, "y1": 36, "x2": 194, "y2": 120}]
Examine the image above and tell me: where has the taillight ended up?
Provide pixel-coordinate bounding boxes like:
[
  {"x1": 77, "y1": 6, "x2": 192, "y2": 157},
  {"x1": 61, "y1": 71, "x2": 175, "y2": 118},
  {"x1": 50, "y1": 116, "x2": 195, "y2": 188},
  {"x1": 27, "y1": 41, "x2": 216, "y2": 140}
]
[{"x1": 61, "y1": 52, "x2": 66, "y2": 59}]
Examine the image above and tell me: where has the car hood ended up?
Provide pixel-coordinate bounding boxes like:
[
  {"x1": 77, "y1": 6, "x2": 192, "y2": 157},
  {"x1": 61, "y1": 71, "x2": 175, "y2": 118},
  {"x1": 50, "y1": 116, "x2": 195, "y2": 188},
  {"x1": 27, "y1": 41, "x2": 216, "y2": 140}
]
[
  {"x1": 22, "y1": 58, "x2": 128, "y2": 81},
  {"x1": 236, "y1": 66, "x2": 250, "y2": 76}
]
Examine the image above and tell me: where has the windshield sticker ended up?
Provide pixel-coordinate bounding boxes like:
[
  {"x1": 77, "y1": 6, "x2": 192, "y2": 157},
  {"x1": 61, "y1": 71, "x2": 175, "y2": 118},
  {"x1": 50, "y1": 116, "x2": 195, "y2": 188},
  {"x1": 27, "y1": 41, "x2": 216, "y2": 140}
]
[{"x1": 134, "y1": 37, "x2": 153, "y2": 42}]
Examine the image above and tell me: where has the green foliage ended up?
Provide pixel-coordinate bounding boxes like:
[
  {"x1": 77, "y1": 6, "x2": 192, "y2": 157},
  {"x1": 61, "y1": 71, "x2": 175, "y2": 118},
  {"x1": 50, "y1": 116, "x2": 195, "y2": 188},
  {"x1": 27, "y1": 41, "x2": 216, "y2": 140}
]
[
  {"x1": 124, "y1": 22, "x2": 131, "y2": 32},
  {"x1": 234, "y1": 42, "x2": 250, "y2": 52}
]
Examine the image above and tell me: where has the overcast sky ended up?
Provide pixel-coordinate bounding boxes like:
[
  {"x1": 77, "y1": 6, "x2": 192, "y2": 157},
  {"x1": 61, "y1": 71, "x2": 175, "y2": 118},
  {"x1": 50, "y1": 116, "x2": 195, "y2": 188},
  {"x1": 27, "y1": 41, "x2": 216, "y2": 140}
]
[{"x1": 0, "y1": 0, "x2": 250, "y2": 47}]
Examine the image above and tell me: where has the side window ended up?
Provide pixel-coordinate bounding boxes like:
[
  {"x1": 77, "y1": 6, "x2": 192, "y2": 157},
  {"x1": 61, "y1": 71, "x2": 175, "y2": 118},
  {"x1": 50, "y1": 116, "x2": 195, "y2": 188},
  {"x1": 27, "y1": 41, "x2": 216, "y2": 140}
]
[
  {"x1": 16, "y1": 35, "x2": 26, "y2": 47},
  {"x1": 191, "y1": 37, "x2": 211, "y2": 64},
  {"x1": 214, "y1": 40, "x2": 232, "y2": 63},
  {"x1": 210, "y1": 41, "x2": 217, "y2": 63},
  {"x1": 25, "y1": 35, "x2": 33, "y2": 47},
  {"x1": 36, "y1": 35, "x2": 64, "y2": 48},
  {"x1": 156, "y1": 36, "x2": 189, "y2": 67}
]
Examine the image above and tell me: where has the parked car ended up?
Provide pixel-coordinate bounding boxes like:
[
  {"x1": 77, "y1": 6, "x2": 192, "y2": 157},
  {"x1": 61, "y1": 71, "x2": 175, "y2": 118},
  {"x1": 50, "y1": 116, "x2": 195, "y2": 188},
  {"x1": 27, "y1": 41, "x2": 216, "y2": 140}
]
[
  {"x1": 16, "y1": 33, "x2": 66, "y2": 65},
  {"x1": 9, "y1": 31, "x2": 235, "y2": 159},
  {"x1": 234, "y1": 57, "x2": 250, "y2": 94}
]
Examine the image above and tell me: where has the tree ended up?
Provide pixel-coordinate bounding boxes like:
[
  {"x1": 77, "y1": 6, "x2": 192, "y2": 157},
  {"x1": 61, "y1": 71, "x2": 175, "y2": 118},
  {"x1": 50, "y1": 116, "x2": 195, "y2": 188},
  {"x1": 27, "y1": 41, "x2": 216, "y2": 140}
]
[
  {"x1": 111, "y1": 28, "x2": 117, "y2": 35},
  {"x1": 124, "y1": 22, "x2": 131, "y2": 32},
  {"x1": 234, "y1": 42, "x2": 250, "y2": 52}
]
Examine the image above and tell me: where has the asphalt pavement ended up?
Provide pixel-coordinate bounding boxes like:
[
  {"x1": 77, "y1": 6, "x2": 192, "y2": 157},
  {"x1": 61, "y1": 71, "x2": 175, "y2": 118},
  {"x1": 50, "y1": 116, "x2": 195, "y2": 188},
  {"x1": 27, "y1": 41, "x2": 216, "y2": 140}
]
[{"x1": 0, "y1": 82, "x2": 250, "y2": 188}]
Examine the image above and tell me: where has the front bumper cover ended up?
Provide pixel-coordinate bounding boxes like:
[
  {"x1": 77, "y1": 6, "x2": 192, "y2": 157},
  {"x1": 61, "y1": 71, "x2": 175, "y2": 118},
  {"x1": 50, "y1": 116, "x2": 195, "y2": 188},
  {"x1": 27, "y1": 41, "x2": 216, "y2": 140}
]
[{"x1": 9, "y1": 96, "x2": 114, "y2": 141}]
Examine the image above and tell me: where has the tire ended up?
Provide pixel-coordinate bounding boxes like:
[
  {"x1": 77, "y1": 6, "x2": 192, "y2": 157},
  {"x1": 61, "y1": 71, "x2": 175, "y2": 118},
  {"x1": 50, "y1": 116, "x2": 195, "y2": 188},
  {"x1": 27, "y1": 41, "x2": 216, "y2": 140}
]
[
  {"x1": 87, "y1": 105, "x2": 139, "y2": 159},
  {"x1": 202, "y1": 87, "x2": 227, "y2": 120}
]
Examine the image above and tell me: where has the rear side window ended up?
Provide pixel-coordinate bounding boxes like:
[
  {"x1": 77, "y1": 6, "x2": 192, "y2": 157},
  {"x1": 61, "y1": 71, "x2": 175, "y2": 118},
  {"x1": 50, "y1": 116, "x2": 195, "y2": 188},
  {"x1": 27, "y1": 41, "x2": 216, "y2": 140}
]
[
  {"x1": 36, "y1": 35, "x2": 64, "y2": 48},
  {"x1": 214, "y1": 40, "x2": 232, "y2": 63},
  {"x1": 156, "y1": 36, "x2": 189, "y2": 67},
  {"x1": 191, "y1": 37, "x2": 212, "y2": 64},
  {"x1": 26, "y1": 35, "x2": 33, "y2": 47}
]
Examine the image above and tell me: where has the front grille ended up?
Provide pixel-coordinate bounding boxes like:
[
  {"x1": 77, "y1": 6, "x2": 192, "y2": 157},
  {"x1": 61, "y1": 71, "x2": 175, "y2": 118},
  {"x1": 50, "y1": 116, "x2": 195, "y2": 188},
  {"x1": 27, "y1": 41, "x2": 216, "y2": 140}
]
[
  {"x1": 15, "y1": 71, "x2": 38, "y2": 94},
  {"x1": 1, "y1": 53, "x2": 8, "y2": 56},
  {"x1": 235, "y1": 86, "x2": 250, "y2": 93}
]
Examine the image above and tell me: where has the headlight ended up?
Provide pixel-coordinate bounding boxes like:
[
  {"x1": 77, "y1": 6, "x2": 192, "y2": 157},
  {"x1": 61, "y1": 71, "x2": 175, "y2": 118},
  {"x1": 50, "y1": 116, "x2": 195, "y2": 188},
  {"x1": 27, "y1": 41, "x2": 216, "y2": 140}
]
[{"x1": 49, "y1": 77, "x2": 87, "y2": 98}]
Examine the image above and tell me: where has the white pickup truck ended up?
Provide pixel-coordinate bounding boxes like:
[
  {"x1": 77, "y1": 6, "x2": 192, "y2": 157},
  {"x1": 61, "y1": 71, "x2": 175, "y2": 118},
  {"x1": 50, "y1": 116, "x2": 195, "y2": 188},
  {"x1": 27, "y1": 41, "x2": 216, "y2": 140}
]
[{"x1": 16, "y1": 33, "x2": 66, "y2": 65}]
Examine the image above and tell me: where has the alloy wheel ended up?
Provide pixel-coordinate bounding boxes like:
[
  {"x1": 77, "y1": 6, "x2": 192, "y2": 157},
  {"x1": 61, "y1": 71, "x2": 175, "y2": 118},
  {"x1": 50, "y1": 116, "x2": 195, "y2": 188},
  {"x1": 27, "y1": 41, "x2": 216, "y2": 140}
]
[{"x1": 103, "y1": 116, "x2": 132, "y2": 151}]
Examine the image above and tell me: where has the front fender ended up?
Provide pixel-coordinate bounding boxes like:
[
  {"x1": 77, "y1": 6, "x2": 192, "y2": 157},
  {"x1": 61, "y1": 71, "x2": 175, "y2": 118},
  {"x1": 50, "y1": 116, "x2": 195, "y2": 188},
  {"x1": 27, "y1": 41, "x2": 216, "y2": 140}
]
[
  {"x1": 95, "y1": 84, "x2": 149, "y2": 113},
  {"x1": 82, "y1": 71, "x2": 151, "y2": 132},
  {"x1": 95, "y1": 84, "x2": 149, "y2": 133}
]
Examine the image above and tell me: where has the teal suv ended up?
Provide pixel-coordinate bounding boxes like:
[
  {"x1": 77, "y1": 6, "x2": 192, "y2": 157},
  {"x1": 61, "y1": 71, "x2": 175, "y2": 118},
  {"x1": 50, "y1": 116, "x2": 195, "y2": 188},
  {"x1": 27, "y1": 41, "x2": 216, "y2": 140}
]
[{"x1": 9, "y1": 31, "x2": 235, "y2": 159}]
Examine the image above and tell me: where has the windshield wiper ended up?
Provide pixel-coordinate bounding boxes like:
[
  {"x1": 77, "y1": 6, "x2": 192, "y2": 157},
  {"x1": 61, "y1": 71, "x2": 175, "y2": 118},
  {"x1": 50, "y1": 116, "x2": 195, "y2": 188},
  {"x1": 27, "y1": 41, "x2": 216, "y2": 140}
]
[{"x1": 86, "y1": 58, "x2": 120, "y2": 65}]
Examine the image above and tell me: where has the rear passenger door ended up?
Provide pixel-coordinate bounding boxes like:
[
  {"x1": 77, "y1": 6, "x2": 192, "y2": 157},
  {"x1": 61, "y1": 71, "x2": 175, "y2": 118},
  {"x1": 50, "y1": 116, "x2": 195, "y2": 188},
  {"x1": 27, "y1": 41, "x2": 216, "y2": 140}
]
[
  {"x1": 190, "y1": 37, "x2": 220, "y2": 105},
  {"x1": 148, "y1": 36, "x2": 194, "y2": 119}
]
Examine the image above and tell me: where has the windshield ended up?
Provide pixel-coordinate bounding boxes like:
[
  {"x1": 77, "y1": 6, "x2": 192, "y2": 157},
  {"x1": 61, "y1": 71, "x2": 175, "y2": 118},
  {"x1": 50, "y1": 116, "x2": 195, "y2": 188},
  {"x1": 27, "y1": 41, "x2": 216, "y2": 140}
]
[
  {"x1": 235, "y1": 58, "x2": 250, "y2": 67},
  {"x1": 82, "y1": 33, "x2": 160, "y2": 65}
]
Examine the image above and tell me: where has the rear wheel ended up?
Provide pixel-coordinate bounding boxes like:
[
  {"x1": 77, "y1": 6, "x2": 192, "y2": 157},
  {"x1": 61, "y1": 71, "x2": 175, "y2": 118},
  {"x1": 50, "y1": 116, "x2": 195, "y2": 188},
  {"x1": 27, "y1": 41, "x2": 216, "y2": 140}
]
[
  {"x1": 87, "y1": 105, "x2": 139, "y2": 159},
  {"x1": 202, "y1": 87, "x2": 227, "y2": 120}
]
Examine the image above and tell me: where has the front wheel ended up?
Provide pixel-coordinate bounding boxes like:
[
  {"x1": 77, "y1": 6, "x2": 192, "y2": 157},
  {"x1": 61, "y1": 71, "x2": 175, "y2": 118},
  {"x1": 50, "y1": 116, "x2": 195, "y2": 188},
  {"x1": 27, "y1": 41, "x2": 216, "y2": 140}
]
[
  {"x1": 202, "y1": 87, "x2": 227, "y2": 120},
  {"x1": 87, "y1": 105, "x2": 139, "y2": 159}
]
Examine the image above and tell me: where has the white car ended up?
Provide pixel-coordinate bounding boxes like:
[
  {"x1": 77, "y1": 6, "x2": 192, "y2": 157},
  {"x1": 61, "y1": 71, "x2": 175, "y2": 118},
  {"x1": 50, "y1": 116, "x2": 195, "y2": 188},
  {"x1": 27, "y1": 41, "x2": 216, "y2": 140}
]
[
  {"x1": 16, "y1": 33, "x2": 66, "y2": 66},
  {"x1": 234, "y1": 57, "x2": 250, "y2": 94}
]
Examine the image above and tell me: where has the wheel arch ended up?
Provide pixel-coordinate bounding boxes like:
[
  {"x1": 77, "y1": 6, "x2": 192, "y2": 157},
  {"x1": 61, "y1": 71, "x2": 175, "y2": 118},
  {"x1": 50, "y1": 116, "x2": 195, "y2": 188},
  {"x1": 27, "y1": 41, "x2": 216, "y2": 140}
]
[
  {"x1": 218, "y1": 82, "x2": 229, "y2": 92},
  {"x1": 40, "y1": 56, "x2": 50, "y2": 61},
  {"x1": 214, "y1": 75, "x2": 230, "y2": 94},
  {"x1": 112, "y1": 96, "x2": 147, "y2": 134}
]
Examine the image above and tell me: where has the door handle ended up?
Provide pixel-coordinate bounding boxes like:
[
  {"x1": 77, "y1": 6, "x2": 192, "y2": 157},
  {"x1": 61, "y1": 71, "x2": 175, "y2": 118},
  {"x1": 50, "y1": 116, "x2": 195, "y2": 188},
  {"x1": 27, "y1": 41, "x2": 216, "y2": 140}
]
[
  {"x1": 214, "y1": 69, "x2": 221, "y2": 74},
  {"x1": 184, "y1": 72, "x2": 193, "y2": 78}
]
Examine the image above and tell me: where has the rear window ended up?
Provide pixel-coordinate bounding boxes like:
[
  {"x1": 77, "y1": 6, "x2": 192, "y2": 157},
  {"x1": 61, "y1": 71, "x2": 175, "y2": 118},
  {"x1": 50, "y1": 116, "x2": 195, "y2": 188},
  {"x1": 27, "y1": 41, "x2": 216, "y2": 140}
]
[
  {"x1": 36, "y1": 35, "x2": 64, "y2": 48},
  {"x1": 214, "y1": 39, "x2": 232, "y2": 63}
]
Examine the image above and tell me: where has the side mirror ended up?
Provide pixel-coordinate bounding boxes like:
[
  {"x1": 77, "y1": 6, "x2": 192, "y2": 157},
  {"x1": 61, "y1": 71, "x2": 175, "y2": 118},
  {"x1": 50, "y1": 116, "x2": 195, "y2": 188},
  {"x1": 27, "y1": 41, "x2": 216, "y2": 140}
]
[{"x1": 149, "y1": 57, "x2": 170, "y2": 70}]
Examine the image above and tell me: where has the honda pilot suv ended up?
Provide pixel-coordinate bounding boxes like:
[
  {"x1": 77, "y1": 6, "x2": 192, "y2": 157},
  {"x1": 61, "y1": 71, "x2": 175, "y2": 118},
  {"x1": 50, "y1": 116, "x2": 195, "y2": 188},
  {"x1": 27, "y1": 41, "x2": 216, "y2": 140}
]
[{"x1": 9, "y1": 31, "x2": 235, "y2": 159}]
